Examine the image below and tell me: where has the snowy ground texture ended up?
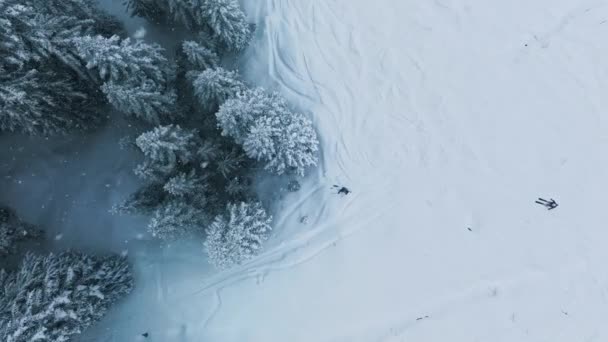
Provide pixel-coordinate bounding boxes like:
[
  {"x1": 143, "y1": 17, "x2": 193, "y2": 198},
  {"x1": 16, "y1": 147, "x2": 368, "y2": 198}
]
[{"x1": 9, "y1": 0, "x2": 608, "y2": 340}]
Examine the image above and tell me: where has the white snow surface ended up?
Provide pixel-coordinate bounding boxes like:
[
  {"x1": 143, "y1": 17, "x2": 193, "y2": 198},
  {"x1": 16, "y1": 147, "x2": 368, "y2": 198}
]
[
  {"x1": 202, "y1": 1, "x2": 608, "y2": 340},
  {"x1": 7, "y1": 0, "x2": 608, "y2": 340}
]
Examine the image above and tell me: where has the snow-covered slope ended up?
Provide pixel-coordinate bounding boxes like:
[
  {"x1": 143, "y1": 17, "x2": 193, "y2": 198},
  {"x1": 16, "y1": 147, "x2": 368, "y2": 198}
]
[
  {"x1": 200, "y1": 0, "x2": 608, "y2": 340},
  {"x1": 78, "y1": 0, "x2": 608, "y2": 340}
]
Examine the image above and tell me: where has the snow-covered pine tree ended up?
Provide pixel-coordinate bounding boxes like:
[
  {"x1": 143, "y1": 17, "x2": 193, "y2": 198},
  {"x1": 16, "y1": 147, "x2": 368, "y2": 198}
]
[
  {"x1": 101, "y1": 80, "x2": 177, "y2": 124},
  {"x1": 125, "y1": 0, "x2": 250, "y2": 51},
  {"x1": 224, "y1": 176, "x2": 250, "y2": 198},
  {"x1": 204, "y1": 201, "x2": 272, "y2": 269},
  {"x1": 127, "y1": 0, "x2": 206, "y2": 30},
  {"x1": 124, "y1": 0, "x2": 166, "y2": 24},
  {"x1": 181, "y1": 40, "x2": 219, "y2": 71},
  {"x1": 148, "y1": 200, "x2": 206, "y2": 240},
  {"x1": 196, "y1": 139, "x2": 220, "y2": 163},
  {"x1": 0, "y1": 251, "x2": 133, "y2": 342},
  {"x1": 125, "y1": 0, "x2": 203, "y2": 30},
  {"x1": 0, "y1": 0, "x2": 122, "y2": 74},
  {"x1": 247, "y1": 112, "x2": 319, "y2": 176},
  {"x1": 0, "y1": 0, "x2": 117, "y2": 134},
  {"x1": 111, "y1": 183, "x2": 166, "y2": 215},
  {"x1": 0, "y1": 206, "x2": 41, "y2": 257},
  {"x1": 217, "y1": 88, "x2": 320, "y2": 175},
  {"x1": 29, "y1": 0, "x2": 124, "y2": 37},
  {"x1": 200, "y1": 0, "x2": 251, "y2": 51},
  {"x1": 215, "y1": 88, "x2": 272, "y2": 143},
  {"x1": 134, "y1": 125, "x2": 200, "y2": 180},
  {"x1": 192, "y1": 67, "x2": 245, "y2": 111},
  {"x1": 73, "y1": 35, "x2": 176, "y2": 123},
  {"x1": 0, "y1": 70, "x2": 102, "y2": 135},
  {"x1": 215, "y1": 147, "x2": 246, "y2": 178},
  {"x1": 163, "y1": 170, "x2": 208, "y2": 196},
  {"x1": 74, "y1": 35, "x2": 168, "y2": 84}
]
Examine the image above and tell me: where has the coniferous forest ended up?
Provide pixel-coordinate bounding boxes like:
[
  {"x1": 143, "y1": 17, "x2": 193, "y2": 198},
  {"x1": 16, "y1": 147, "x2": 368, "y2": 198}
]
[{"x1": 0, "y1": 0, "x2": 319, "y2": 340}]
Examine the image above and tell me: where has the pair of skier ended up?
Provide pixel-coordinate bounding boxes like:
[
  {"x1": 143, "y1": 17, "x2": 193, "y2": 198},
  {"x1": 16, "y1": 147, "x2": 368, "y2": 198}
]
[{"x1": 536, "y1": 198, "x2": 558, "y2": 210}]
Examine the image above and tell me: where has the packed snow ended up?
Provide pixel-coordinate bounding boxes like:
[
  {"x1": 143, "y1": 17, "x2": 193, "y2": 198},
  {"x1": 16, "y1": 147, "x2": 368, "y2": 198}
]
[{"x1": 4, "y1": 0, "x2": 608, "y2": 340}]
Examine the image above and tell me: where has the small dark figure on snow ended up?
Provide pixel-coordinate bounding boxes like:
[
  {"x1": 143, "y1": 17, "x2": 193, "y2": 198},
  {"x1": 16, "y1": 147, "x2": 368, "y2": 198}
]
[
  {"x1": 142, "y1": 332, "x2": 149, "y2": 338},
  {"x1": 535, "y1": 198, "x2": 558, "y2": 210},
  {"x1": 332, "y1": 185, "x2": 351, "y2": 195}
]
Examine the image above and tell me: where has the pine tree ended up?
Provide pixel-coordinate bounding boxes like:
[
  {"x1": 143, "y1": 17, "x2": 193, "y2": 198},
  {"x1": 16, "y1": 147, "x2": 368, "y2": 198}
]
[
  {"x1": 224, "y1": 176, "x2": 250, "y2": 198},
  {"x1": 101, "y1": 81, "x2": 177, "y2": 124},
  {"x1": 29, "y1": 0, "x2": 124, "y2": 37},
  {"x1": 192, "y1": 67, "x2": 245, "y2": 111},
  {"x1": 163, "y1": 170, "x2": 207, "y2": 196},
  {"x1": 215, "y1": 148, "x2": 246, "y2": 178},
  {"x1": 124, "y1": 0, "x2": 166, "y2": 25},
  {"x1": 200, "y1": 0, "x2": 251, "y2": 51},
  {"x1": 0, "y1": 251, "x2": 133, "y2": 342},
  {"x1": 125, "y1": 0, "x2": 251, "y2": 51},
  {"x1": 181, "y1": 40, "x2": 219, "y2": 71},
  {"x1": 217, "y1": 88, "x2": 319, "y2": 175},
  {"x1": 0, "y1": 70, "x2": 102, "y2": 135},
  {"x1": 148, "y1": 201, "x2": 206, "y2": 240},
  {"x1": 0, "y1": 206, "x2": 41, "y2": 257},
  {"x1": 204, "y1": 201, "x2": 272, "y2": 269},
  {"x1": 111, "y1": 183, "x2": 166, "y2": 215},
  {"x1": 215, "y1": 88, "x2": 272, "y2": 143},
  {"x1": 0, "y1": 0, "x2": 121, "y2": 74},
  {"x1": 125, "y1": 0, "x2": 204, "y2": 30},
  {"x1": 0, "y1": 0, "x2": 117, "y2": 134},
  {"x1": 134, "y1": 125, "x2": 200, "y2": 181},
  {"x1": 196, "y1": 139, "x2": 220, "y2": 163},
  {"x1": 73, "y1": 35, "x2": 176, "y2": 123},
  {"x1": 242, "y1": 115, "x2": 278, "y2": 162},
  {"x1": 250, "y1": 113, "x2": 319, "y2": 176},
  {"x1": 73, "y1": 35, "x2": 168, "y2": 84}
]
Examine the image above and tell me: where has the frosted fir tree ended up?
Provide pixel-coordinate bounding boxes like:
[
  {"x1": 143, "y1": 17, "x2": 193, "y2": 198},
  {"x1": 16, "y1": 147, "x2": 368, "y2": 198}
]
[
  {"x1": 224, "y1": 176, "x2": 250, "y2": 197},
  {"x1": 27, "y1": 0, "x2": 124, "y2": 37},
  {"x1": 134, "y1": 125, "x2": 200, "y2": 180},
  {"x1": 148, "y1": 201, "x2": 206, "y2": 240},
  {"x1": 215, "y1": 88, "x2": 273, "y2": 143},
  {"x1": 73, "y1": 35, "x2": 175, "y2": 123},
  {"x1": 0, "y1": 0, "x2": 115, "y2": 134},
  {"x1": 192, "y1": 67, "x2": 245, "y2": 111},
  {"x1": 0, "y1": 70, "x2": 102, "y2": 135},
  {"x1": 101, "y1": 80, "x2": 177, "y2": 124},
  {"x1": 0, "y1": 251, "x2": 133, "y2": 342},
  {"x1": 215, "y1": 148, "x2": 246, "y2": 178},
  {"x1": 126, "y1": 0, "x2": 204, "y2": 30},
  {"x1": 200, "y1": 0, "x2": 251, "y2": 51},
  {"x1": 111, "y1": 183, "x2": 166, "y2": 215},
  {"x1": 0, "y1": 0, "x2": 122, "y2": 74},
  {"x1": 251, "y1": 113, "x2": 319, "y2": 176},
  {"x1": 196, "y1": 139, "x2": 220, "y2": 163},
  {"x1": 125, "y1": 0, "x2": 250, "y2": 51},
  {"x1": 242, "y1": 115, "x2": 278, "y2": 162},
  {"x1": 163, "y1": 170, "x2": 208, "y2": 196},
  {"x1": 204, "y1": 201, "x2": 272, "y2": 269},
  {"x1": 73, "y1": 35, "x2": 168, "y2": 84},
  {"x1": 217, "y1": 88, "x2": 320, "y2": 175},
  {"x1": 181, "y1": 40, "x2": 219, "y2": 71},
  {"x1": 0, "y1": 206, "x2": 41, "y2": 257}
]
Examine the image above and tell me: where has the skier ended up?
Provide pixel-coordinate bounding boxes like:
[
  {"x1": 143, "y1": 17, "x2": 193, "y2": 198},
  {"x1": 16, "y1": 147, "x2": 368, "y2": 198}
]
[
  {"x1": 338, "y1": 187, "x2": 351, "y2": 195},
  {"x1": 535, "y1": 198, "x2": 558, "y2": 210},
  {"x1": 332, "y1": 185, "x2": 351, "y2": 195}
]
